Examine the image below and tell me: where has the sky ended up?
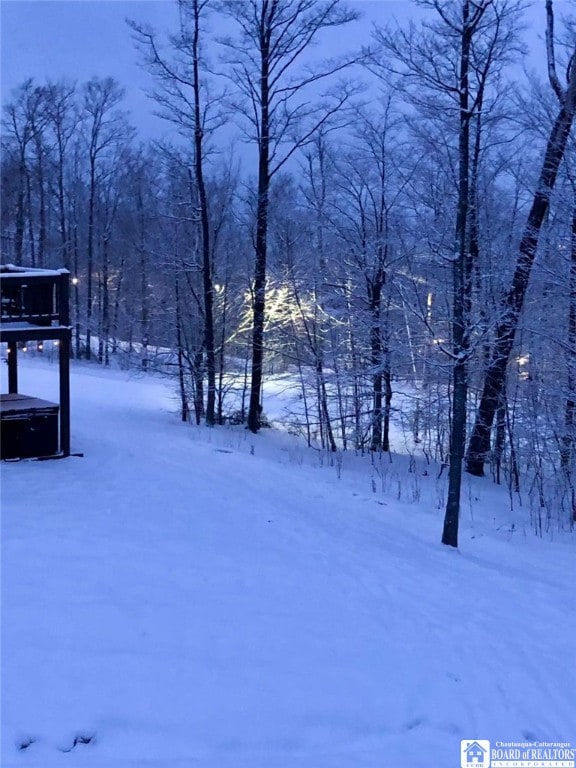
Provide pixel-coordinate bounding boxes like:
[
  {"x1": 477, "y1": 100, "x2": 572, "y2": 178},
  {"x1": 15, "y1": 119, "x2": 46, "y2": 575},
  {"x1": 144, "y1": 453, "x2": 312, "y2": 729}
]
[
  {"x1": 0, "y1": 0, "x2": 404, "y2": 140},
  {"x1": 0, "y1": 0, "x2": 556, "y2": 141}
]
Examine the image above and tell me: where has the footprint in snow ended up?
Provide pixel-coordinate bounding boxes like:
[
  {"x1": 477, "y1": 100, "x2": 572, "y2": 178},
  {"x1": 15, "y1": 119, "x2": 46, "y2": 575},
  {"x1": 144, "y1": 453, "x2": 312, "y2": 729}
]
[
  {"x1": 17, "y1": 736, "x2": 37, "y2": 751},
  {"x1": 522, "y1": 730, "x2": 540, "y2": 742},
  {"x1": 404, "y1": 716, "x2": 426, "y2": 731},
  {"x1": 59, "y1": 733, "x2": 96, "y2": 752}
]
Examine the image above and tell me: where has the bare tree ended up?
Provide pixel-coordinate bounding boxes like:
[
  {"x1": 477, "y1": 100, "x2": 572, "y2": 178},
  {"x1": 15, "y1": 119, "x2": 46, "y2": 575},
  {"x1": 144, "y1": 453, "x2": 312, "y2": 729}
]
[
  {"x1": 129, "y1": 0, "x2": 224, "y2": 424},
  {"x1": 44, "y1": 81, "x2": 78, "y2": 270},
  {"x1": 326, "y1": 102, "x2": 407, "y2": 452},
  {"x1": 81, "y1": 77, "x2": 132, "y2": 360},
  {"x1": 371, "y1": 0, "x2": 525, "y2": 546},
  {"x1": 2, "y1": 80, "x2": 46, "y2": 265},
  {"x1": 217, "y1": 0, "x2": 360, "y2": 432},
  {"x1": 466, "y1": 0, "x2": 576, "y2": 477}
]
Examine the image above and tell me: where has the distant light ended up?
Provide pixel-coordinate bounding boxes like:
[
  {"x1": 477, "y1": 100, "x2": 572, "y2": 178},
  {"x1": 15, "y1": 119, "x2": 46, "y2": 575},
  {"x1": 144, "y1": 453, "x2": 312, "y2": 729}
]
[
  {"x1": 53, "y1": 340, "x2": 59, "y2": 347},
  {"x1": 22, "y1": 346, "x2": 27, "y2": 352},
  {"x1": 38, "y1": 343, "x2": 43, "y2": 351},
  {"x1": 72, "y1": 277, "x2": 79, "y2": 286}
]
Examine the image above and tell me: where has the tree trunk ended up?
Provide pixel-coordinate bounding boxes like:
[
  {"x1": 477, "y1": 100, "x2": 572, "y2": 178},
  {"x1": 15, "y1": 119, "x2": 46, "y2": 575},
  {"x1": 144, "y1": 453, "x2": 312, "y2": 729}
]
[
  {"x1": 36, "y1": 140, "x2": 46, "y2": 267},
  {"x1": 175, "y1": 276, "x2": 190, "y2": 422},
  {"x1": 382, "y1": 350, "x2": 392, "y2": 453},
  {"x1": 139, "y1": 191, "x2": 149, "y2": 371},
  {"x1": 56, "y1": 141, "x2": 69, "y2": 269},
  {"x1": 466, "y1": 66, "x2": 576, "y2": 476},
  {"x1": 86, "y1": 164, "x2": 96, "y2": 360},
  {"x1": 189, "y1": 0, "x2": 216, "y2": 426},
  {"x1": 442, "y1": 3, "x2": 472, "y2": 548},
  {"x1": 25, "y1": 166, "x2": 36, "y2": 267},
  {"x1": 14, "y1": 162, "x2": 25, "y2": 266},
  {"x1": 247, "y1": 29, "x2": 271, "y2": 434},
  {"x1": 112, "y1": 251, "x2": 126, "y2": 353},
  {"x1": 561, "y1": 200, "x2": 576, "y2": 522},
  {"x1": 317, "y1": 357, "x2": 337, "y2": 452},
  {"x1": 369, "y1": 276, "x2": 384, "y2": 452},
  {"x1": 217, "y1": 280, "x2": 229, "y2": 425},
  {"x1": 494, "y1": 386, "x2": 507, "y2": 485},
  {"x1": 100, "y1": 233, "x2": 110, "y2": 365},
  {"x1": 73, "y1": 216, "x2": 81, "y2": 359},
  {"x1": 193, "y1": 349, "x2": 204, "y2": 425}
]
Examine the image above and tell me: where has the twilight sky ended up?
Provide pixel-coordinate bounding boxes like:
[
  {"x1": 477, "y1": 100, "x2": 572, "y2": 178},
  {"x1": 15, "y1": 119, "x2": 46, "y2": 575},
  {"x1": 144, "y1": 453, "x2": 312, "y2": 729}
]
[{"x1": 1, "y1": 0, "x2": 553, "y2": 140}]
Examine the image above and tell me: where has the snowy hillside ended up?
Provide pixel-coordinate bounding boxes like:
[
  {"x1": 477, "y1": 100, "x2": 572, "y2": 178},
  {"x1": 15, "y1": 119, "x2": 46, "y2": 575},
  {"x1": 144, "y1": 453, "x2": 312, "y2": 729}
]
[{"x1": 2, "y1": 359, "x2": 575, "y2": 768}]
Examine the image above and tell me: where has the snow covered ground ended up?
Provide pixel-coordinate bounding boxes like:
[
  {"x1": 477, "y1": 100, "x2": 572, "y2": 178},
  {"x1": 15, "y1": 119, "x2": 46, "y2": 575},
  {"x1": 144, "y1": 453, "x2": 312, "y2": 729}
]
[{"x1": 2, "y1": 358, "x2": 575, "y2": 768}]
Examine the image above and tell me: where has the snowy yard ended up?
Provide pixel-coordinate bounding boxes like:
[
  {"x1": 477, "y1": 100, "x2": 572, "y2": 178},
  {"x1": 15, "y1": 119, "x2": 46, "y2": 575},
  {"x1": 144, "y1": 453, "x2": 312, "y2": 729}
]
[{"x1": 2, "y1": 359, "x2": 575, "y2": 768}]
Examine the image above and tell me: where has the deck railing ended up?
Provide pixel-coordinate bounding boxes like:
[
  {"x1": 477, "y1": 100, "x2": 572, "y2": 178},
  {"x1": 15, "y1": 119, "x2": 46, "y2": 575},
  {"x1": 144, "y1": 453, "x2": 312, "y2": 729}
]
[{"x1": 0, "y1": 266, "x2": 68, "y2": 327}]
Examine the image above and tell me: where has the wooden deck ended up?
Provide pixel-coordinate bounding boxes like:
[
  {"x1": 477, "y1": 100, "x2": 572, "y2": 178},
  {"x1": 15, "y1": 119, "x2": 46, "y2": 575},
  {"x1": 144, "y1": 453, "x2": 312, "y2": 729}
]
[{"x1": 1, "y1": 265, "x2": 71, "y2": 456}]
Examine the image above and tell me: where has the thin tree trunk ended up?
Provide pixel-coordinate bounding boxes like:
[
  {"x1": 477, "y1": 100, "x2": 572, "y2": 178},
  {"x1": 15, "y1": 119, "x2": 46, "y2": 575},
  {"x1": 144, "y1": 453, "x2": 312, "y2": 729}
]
[
  {"x1": 493, "y1": 386, "x2": 507, "y2": 485},
  {"x1": 188, "y1": 0, "x2": 216, "y2": 426},
  {"x1": 97, "y1": 267, "x2": 104, "y2": 363},
  {"x1": 442, "y1": 2, "x2": 472, "y2": 548},
  {"x1": 57, "y1": 144, "x2": 69, "y2": 269},
  {"x1": 382, "y1": 348, "x2": 392, "y2": 452},
  {"x1": 248, "y1": 25, "x2": 271, "y2": 434},
  {"x1": 100, "y1": 233, "x2": 110, "y2": 365},
  {"x1": 138, "y1": 191, "x2": 149, "y2": 371},
  {"x1": 73, "y1": 217, "x2": 81, "y2": 359},
  {"x1": 217, "y1": 281, "x2": 229, "y2": 425},
  {"x1": 36, "y1": 141, "x2": 46, "y2": 267},
  {"x1": 14, "y1": 164, "x2": 25, "y2": 266},
  {"x1": 86, "y1": 164, "x2": 96, "y2": 360},
  {"x1": 370, "y1": 277, "x2": 384, "y2": 452},
  {"x1": 331, "y1": 327, "x2": 348, "y2": 451},
  {"x1": 112, "y1": 251, "x2": 126, "y2": 353},
  {"x1": 193, "y1": 349, "x2": 204, "y2": 425},
  {"x1": 317, "y1": 357, "x2": 337, "y2": 452},
  {"x1": 25, "y1": 167, "x2": 36, "y2": 267},
  {"x1": 175, "y1": 276, "x2": 190, "y2": 422}
]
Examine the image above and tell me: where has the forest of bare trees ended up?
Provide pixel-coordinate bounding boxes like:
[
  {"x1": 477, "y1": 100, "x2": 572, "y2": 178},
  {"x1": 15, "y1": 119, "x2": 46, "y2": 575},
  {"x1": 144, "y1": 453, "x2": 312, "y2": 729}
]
[{"x1": 2, "y1": 0, "x2": 576, "y2": 546}]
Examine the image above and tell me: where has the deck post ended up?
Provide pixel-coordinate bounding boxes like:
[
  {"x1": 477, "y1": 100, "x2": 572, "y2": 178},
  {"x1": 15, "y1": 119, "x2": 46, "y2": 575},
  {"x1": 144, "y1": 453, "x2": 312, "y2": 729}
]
[
  {"x1": 59, "y1": 271, "x2": 71, "y2": 457},
  {"x1": 7, "y1": 341, "x2": 18, "y2": 393},
  {"x1": 59, "y1": 331, "x2": 71, "y2": 456}
]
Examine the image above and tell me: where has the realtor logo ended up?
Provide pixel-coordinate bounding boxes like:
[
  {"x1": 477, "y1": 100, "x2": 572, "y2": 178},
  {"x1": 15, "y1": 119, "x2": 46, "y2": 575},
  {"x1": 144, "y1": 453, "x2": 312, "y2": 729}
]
[{"x1": 461, "y1": 740, "x2": 491, "y2": 768}]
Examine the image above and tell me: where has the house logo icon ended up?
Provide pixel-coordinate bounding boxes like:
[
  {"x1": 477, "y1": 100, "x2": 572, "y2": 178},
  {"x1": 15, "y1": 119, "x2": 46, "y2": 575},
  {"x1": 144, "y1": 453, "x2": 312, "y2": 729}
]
[{"x1": 461, "y1": 740, "x2": 490, "y2": 768}]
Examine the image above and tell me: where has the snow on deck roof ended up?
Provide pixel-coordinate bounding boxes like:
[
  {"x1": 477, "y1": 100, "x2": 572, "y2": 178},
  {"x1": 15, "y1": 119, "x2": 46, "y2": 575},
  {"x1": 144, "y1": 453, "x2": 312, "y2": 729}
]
[{"x1": 0, "y1": 264, "x2": 69, "y2": 278}]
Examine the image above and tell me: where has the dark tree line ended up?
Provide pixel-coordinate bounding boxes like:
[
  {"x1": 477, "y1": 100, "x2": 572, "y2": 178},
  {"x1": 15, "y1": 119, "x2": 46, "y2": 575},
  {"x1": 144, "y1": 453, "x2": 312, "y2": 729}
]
[{"x1": 2, "y1": 0, "x2": 576, "y2": 546}]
